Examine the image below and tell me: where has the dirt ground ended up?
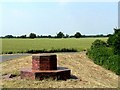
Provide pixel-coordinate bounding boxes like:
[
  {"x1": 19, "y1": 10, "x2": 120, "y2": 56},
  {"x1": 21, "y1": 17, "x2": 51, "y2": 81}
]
[{"x1": 1, "y1": 52, "x2": 119, "y2": 88}]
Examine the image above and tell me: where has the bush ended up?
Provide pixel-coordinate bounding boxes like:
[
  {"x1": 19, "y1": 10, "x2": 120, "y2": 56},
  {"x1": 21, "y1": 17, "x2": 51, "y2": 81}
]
[
  {"x1": 113, "y1": 32, "x2": 120, "y2": 55},
  {"x1": 24, "y1": 48, "x2": 77, "y2": 54},
  {"x1": 107, "y1": 35, "x2": 115, "y2": 46},
  {"x1": 107, "y1": 28, "x2": 120, "y2": 55},
  {"x1": 7, "y1": 51, "x2": 13, "y2": 54},
  {"x1": 91, "y1": 39, "x2": 107, "y2": 49},
  {"x1": 104, "y1": 55, "x2": 120, "y2": 75},
  {"x1": 87, "y1": 39, "x2": 120, "y2": 75},
  {"x1": 88, "y1": 47, "x2": 113, "y2": 65}
]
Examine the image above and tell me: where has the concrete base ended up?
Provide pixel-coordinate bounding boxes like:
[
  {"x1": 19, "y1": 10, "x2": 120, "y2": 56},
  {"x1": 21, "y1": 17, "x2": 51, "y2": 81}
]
[{"x1": 21, "y1": 67, "x2": 71, "y2": 80}]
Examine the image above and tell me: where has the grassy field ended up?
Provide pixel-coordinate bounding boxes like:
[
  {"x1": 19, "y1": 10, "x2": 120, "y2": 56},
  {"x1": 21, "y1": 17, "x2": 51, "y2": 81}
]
[
  {"x1": 2, "y1": 38, "x2": 107, "y2": 54},
  {"x1": 1, "y1": 52, "x2": 118, "y2": 88},
  {"x1": 1, "y1": 37, "x2": 119, "y2": 88}
]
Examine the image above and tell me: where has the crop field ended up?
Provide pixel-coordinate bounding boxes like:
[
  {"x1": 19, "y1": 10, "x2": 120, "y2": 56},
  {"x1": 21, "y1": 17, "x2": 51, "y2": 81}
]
[
  {"x1": 2, "y1": 38, "x2": 107, "y2": 54},
  {"x1": 1, "y1": 52, "x2": 118, "y2": 88}
]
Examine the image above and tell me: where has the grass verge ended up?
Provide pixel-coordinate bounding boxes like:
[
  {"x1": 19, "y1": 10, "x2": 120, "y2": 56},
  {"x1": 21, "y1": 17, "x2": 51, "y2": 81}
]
[{"x1": 1, "y1": 52, "x2": 118, "y2": 88}]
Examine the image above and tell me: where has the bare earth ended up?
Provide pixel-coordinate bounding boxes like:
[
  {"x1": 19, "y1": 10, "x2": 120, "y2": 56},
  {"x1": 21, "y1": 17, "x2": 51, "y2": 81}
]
[{"x1": 1, "y1": 52, "x2": 118, "y2": 88}]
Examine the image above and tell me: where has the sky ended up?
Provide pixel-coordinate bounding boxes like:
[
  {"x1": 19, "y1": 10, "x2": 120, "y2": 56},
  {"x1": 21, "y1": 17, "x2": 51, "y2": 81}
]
[{"x1": 0, "y1": 0, "x2": 119, "y2": 36}]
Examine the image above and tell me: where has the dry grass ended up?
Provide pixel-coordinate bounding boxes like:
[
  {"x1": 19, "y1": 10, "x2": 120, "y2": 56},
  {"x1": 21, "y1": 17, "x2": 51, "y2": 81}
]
[{"x1": 1, "y1": 52, "x2": 118, "y2": 88}]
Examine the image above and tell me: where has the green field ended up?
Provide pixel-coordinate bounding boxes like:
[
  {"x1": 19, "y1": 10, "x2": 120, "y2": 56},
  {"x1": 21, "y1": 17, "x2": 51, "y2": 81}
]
[{"x1": 2, "y1": 38, "x2": 107, "y2": 54}]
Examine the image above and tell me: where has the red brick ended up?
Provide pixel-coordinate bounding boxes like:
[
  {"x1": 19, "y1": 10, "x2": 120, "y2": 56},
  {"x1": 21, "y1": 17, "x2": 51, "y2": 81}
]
[
  {"x1": 32, "y1": 54, "x2": 57, "y2": 70},
  {"x1": 21, "y1": 54, "x2": 71, "y2": 80},
  {"x1": 20, "y1": 68, "x2": 71, "y2": 80}
]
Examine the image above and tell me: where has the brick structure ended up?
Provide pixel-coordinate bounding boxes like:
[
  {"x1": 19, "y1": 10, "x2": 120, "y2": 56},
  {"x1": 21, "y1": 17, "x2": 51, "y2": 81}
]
[
  {"x1": 32, "y1": 54, "x2": 57, "y2": 70},
  {"x1": 21, "y1": 54, "x2": 71, "y2": 80}
]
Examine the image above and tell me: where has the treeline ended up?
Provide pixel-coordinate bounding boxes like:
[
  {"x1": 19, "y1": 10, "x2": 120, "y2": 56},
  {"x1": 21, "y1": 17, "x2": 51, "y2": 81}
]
[
  {"x1": 87, "y1": 28, "x2": 120, "y2": 75},
  {"x1": 1, "y1": 32, "x2": 109, "y2": 39}
]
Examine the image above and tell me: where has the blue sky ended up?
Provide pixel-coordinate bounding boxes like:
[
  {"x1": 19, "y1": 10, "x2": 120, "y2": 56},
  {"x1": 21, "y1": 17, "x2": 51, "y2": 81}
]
[{"x1": 0, "y1": 1, "x2": 118, "y2": 36}]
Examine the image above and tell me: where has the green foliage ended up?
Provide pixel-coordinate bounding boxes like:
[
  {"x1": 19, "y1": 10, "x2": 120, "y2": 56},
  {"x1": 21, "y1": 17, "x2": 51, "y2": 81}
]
[
  {"x1": 29, "y1": 33, "x2": 36, "y2": 39},
  {"x1": 107, "y1": 28, "x2": 120, "y2": 55},
  {"x1": 107, "y1": 35, "x2": 115, "y2": 46},
  {"x1": 104, "y1": 55, "x2": 120, "y2": 74},
  {"x1": 88, "y1": 33, "x2": 120, "y2": 75},
  {"x1": 64, "y1": 34, "x2": 69, "y2": 38},
  {"x1": 5, "y1": 35, "x2": 14, "y2": 38},
  {"x1": 88, "y1": 47, "x2": 114, "y2": 65},
  {"x1": 25, "y1": 48, "x2": 77, "y2": 54},
  {"x1": 91, "y1": 39, "x2": 107, "y2": 49},
  {"x1": 19, "y1": 35, "x2": 26, "y2": 38},
  {"x1": 56, "y1": 32, "x2": 65, "y2": 38},
  {"x1": 74, "y1": 32, "x2": 82, "y2": 38},
  {"x1": 113, "y1": 32, "x2": 120, "y2": 55}
]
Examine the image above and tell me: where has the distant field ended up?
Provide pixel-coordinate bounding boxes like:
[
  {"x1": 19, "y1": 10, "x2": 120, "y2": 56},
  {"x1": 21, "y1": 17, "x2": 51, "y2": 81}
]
[{"x1": 2, "y1": 38, "x2": 107, "y2": 54}]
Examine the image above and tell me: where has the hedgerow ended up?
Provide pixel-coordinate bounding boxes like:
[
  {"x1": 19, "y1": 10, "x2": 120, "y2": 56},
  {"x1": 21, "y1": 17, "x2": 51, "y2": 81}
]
[
  {"x1": 87, "y1": 28, "x2": 120, "y2": 75},
  {"x1": 2, "y1": 48, "x2": 78, "y2": 54}
]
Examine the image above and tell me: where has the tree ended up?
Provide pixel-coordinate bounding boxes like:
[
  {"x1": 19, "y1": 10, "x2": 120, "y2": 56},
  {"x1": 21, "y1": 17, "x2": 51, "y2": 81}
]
[
  {"x1": 113, "y1": 28, "x2": 120, "y2": 55},
  {"x1": 107, "y1": 28, "x2": 120, "y2": 55},
  {"x1": 56, "y1": 32, "x2": 64, "y2": 38},
  {"x1": 5, "y1": 35, "x2": 14, "y2": 38},
  {"x1": 114, "y1": 32, "x2": 120, "y2": 55},
  {"x1": 48, "y1": 35, "x2": 52, "y2": 38},
  {"x1": 29, "y1": 33, "x2": 36, "y2": 39},
  {"x1": 20, "y1": 35, "x2": 26, "y2": 38},
  {"x1": 107, "y1": 35, "x2": 115, "y2": 46},
  {"x1": 64, "y1": 34, "x2": 69, "y2": 38},
  {"x1": 74, "y1": 32, "x2": 82, "y2": 38}
]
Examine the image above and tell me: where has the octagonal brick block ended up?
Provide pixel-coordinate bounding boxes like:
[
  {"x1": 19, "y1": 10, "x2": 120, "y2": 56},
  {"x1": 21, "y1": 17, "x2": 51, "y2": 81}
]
[
  {"x1": 21, "y1": 54, "x2": 71, "y2": 81},
  {"x1": 21, "y1": 68, "x2": 71, "y2": 80}
]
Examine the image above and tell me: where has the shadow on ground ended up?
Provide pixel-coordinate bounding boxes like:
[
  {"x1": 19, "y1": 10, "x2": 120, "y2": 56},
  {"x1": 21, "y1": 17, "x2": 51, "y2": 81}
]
[{"x1": 70, "y1": 75, "x2": 78, "y2": 79}]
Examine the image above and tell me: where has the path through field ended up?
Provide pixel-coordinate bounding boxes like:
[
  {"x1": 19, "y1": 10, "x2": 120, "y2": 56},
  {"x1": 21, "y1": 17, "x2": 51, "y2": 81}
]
[
  {"x1": 0, "y1": 54, "x2": 31, "y2": 62},
  {"x1": 1, "y1": 52, "x2": 118, "y2": 88}
]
